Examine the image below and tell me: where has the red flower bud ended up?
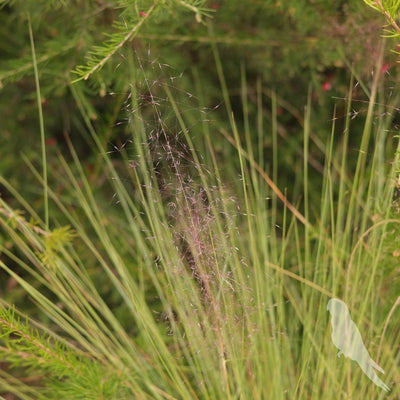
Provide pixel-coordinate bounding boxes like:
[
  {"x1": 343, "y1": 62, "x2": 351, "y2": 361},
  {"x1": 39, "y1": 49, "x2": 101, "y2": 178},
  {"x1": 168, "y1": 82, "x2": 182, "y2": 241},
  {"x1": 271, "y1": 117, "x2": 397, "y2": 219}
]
[{"x1": 322, "y1": 80, "x2": 332, "y2": 91}]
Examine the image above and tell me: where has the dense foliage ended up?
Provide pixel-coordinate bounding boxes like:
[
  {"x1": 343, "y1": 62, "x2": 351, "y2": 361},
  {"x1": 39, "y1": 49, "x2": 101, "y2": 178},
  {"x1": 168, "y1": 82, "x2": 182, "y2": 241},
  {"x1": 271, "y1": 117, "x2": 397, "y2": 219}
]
[{"x1": 0, "y1": 0, "x2": 399, "y2": 398}]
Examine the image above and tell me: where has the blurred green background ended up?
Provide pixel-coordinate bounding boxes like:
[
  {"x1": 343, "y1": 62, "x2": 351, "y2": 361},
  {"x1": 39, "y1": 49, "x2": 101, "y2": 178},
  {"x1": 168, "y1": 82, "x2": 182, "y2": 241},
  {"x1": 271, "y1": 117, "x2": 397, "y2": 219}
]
[{"x1": 1, "y1": 0, "x2": 397, "y2": 186}]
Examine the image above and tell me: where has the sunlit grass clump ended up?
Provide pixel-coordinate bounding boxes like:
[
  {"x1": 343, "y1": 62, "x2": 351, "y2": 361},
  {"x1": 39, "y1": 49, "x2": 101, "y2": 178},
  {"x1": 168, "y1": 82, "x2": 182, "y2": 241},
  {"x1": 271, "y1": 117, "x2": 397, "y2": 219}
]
[{"x1": 0, "y1": 58, "x2": 399, "y2": 399}]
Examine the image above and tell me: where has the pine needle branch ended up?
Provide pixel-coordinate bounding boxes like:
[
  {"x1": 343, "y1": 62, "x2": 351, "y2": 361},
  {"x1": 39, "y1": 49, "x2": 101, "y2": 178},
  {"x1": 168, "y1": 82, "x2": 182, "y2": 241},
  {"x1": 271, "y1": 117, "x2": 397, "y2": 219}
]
[
  {"x1": 72, "y1": 2, "x2": 157, "y2": 82},
  {"x1": 364, "y1": 0, "x2": 400, "y2": 36}
]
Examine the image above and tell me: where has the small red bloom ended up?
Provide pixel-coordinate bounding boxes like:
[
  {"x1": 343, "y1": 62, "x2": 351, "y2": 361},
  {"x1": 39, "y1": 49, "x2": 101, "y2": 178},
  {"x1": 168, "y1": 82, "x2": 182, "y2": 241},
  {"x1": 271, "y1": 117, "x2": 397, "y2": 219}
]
[
  {"x1": 139, "y1": 12, "x2": 147, "y2": 17},
  {"x1": 322, "y1": 80, "x2": 332, "y2": 91},
  {"x1": 381, "y1": 63, "x2": 390, "y2": 74},
  {"x1": 45, "y1": 137, "x2": 57, "y2": 146}
]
